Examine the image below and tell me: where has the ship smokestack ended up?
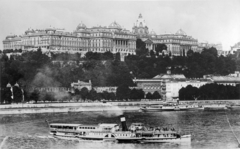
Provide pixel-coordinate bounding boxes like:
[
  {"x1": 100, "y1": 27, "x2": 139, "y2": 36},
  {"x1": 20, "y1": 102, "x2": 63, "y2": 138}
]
[{"x1": 120, "y1": 115, "x2": 128, "y2": 131}]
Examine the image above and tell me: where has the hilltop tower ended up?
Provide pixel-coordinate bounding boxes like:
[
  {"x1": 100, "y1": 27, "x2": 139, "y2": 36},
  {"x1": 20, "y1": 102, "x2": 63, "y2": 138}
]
[{"x1": 132, "y1": 14, "x2": 149, "y2": 37}]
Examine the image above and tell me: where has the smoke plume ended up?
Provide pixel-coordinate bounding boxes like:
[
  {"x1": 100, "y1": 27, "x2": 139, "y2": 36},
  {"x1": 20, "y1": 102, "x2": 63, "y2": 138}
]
[{"x1": 30, "y1": 66, "x2": 70, "y2": 101}]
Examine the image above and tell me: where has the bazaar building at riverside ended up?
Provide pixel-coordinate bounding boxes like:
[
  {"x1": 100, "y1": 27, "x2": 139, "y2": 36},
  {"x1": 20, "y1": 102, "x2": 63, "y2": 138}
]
[{"x1": 133, "y1": 70, "x2": 212, "y2": 101}]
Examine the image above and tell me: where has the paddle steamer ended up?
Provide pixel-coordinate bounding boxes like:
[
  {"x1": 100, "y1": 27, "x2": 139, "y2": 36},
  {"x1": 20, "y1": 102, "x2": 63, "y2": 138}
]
[{"x1": 47, "y1": 115, "x2": 191, "y2": 143}]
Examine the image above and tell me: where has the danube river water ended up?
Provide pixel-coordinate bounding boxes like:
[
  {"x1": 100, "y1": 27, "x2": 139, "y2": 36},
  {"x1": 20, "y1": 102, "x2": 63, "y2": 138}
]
[{"x1": 0, "y1": 110, "x2": 240, "y2": 149}]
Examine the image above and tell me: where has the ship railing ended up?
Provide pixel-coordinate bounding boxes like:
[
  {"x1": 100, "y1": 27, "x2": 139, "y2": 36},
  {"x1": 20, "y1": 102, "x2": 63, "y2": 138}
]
[
  {"x1": 136, "y1": 130, "x2": 177, "y2": 134},
  {"x1": 50, "y1": 128, "x2": 79, "y2": 133}
]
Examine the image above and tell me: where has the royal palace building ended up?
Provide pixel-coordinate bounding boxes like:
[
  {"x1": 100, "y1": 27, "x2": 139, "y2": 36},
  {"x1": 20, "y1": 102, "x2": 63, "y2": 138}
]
[
  {"x1": 4, "y1": 14, "x2": 221, "y2": 59},
  {"x1": 132, "y1": 14, "x2": 199, "y2": 56},
  {"x1": 3, "y1": 21, "x2": 137, "y2": 61}
]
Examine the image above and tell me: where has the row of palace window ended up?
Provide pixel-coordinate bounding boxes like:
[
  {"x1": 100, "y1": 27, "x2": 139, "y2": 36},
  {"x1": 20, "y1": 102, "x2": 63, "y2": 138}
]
[
  {"x1": 3, "y1": 44, "x2": 21, "y2": 49},
  {"x1": 153, "y1": 39, "x2": 197, "y2": 45},
  {"x1": 50, "y1": 47, "x2": 135, "y2": 54}
]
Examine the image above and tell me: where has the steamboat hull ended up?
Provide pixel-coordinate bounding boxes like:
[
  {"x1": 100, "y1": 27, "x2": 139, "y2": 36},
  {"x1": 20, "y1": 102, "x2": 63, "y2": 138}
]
[{"x1": 140, "y1": 135, "x2": 191, "y2": 143}]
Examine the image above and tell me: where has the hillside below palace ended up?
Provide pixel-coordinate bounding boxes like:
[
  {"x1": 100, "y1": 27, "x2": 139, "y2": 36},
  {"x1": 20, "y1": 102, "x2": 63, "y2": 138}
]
[{"x1": 3, "y1": 14, "x2": 222, "y2": 60}]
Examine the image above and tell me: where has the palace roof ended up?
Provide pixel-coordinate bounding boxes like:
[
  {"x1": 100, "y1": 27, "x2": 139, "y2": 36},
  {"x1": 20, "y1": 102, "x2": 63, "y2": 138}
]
[
  {"x1": 109, "y1": 21, "x2": 122, "y2": 29},
  {"x1": 210, "y1": 76, "x2": 240, "y2": 83},
  {"x1": 175, "y1": 29, "x2": 186, "y2": 36},
  {"x1": 153, "y1": 74, "x2": 186, "y2": 79},
  {"x1": 76, "y1": 22, "x2": 87, "y2": 30}
]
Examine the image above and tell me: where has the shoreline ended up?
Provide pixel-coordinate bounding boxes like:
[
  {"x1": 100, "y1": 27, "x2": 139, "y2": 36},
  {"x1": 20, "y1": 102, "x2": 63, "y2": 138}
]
[
  {"x1": 0, "y1": 105, "x2": 140, "y2": 115},
  {"x1": 1, "y1": 99, "x2": 239, "y2": 115},
  {"x1": 0, "y1": 102, "x2": 147, "y2": 115}
]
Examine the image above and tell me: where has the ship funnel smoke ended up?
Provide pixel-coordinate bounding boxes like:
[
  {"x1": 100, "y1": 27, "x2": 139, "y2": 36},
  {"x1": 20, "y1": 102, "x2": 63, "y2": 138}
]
[{"x1": 120, "y1": 115, "x2": 128, "y2": 131}]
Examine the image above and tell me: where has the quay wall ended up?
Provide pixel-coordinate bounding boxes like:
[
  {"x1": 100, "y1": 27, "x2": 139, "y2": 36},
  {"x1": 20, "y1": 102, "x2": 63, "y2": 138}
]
[
  {"x1": 1, "y1": 99, "x2": 240, "y2": 115},
  {"x1": 0, "y1": 101, "x2": 163, "y2": 115},
  {"x1": 0, "y1": 101, "x2": 162, "y2": 109},
  {"x1": 0, "y1": 105, "x2": 139, "y2": 115},
  {"x1": 179, "y1": 99, "x2": 240, "y2": 105}
]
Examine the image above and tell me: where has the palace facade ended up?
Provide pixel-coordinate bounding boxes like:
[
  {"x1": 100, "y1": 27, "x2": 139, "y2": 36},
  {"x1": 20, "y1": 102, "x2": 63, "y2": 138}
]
[
  {"x1": 132, "y1": 14, "x2": 199, "y2": 56},
  {"x1": 3, "y1": 21, "x2": 137, "y2": 61},
  {"x1": 3, "y1": 13, "x2": 224, "y2": 59}
]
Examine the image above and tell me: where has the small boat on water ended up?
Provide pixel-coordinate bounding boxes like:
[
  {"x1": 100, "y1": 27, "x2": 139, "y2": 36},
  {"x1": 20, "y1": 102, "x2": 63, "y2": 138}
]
[
  {"x1": 47, "y1": 115, "x2": 191, "y2": 143},
  {"x1": 203, "y1": 104, "x2": 227, "y2": 110},
  {"x1": 226, "y1": 104, "x2": 240, "y2": 110},
  {"x1": 140, "y1": 103, "x2": 197, "y2": 112}
]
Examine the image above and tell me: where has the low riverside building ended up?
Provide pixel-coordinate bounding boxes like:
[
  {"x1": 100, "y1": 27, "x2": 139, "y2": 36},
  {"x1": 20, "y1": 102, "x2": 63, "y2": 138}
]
[
  {"x1": 204, "y1": 74, "x2": 240, "y2": 86},
  {"x1": 228, "y1": 71, "x2": 240, "y2": 77},
  {"x1": 229, "y1": 42, "x2": 240, "y2": 54},
  {"x1": 29, "y1": 87, "x2": 69, "y2": 92},
  {"x1": 133, "y1": 71, "x2": 212, "y2": 101},
  {"x1": 71, "y1": 80, "x2": 92, "y2": 91},
  {"x1": 74, "y1": 86, "x2": 141, "y2": 94},
  {"x1": 94, "y1": 87, "x2": 117, "y2": 93},
  {"x1": 134, "y1": 70, "x2": 240, "y2": 101},
  {"x1": 164, "y1": 78, "x2": 211, "y2": 100}
]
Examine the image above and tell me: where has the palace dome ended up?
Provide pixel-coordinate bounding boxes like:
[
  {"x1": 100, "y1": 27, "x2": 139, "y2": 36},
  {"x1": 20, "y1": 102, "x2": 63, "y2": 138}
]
[
  {"x1": 45, "y1": 26, "x2": 56, "y2": 31},
  {"x1": 6, "y1": 35, "x2": 17, "y2": 39},
  {"x1": 76, "y1": 22, "x2": 87, "y2": 30},
  {"x1": 25, "y1": 28, "x2": 35, "y2": 34},
  {"x1": 176, "y1": 29, "x2": 186, "y2": 36},
  {"x1": 108, "y1": 21, "x2": 122, "y2": 29},
  {"x1": 150, "y1": 30, "x2": 156, "y2": 35},
  {"x1": 135, "y1": 13, "x2": 147, "y2": 28}
]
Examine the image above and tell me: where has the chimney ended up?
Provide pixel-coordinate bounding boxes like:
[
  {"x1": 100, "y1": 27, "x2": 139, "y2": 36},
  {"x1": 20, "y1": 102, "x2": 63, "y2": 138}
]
[{"x1": 120, "y1": 115, "x2": 128, "y2": 131}]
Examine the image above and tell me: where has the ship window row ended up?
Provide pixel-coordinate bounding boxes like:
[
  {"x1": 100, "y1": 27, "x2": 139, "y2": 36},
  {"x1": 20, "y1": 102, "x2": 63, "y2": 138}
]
[
  {"x1": 79, "y1": 127, "x2": 96, "y2": 129},
  {"x1": 116, "y1": 134, "x2": 130, "y2": 136},
  {"x1": 144, "y1": 87, "x2": 161, "y2": 90},
  {"x1": 104, "y1": 128, "x2": 112, "y2": 130},
  {"x1": 50, "y1": 125, "x2": 76, "y2": 129}
]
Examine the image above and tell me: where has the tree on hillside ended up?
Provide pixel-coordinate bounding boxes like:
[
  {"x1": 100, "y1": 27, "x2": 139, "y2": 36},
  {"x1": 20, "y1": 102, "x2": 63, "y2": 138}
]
[
  {"x1": 115, "y1": 52, "x2": 121, "y2": 61},
  {"x1": 179, "y1": 85, "x2": 199, "y2": 101},
  {"x1": 87, "y1": 89, "x2": 100, "y2": 101},
  {"x1": 152, "y1": 91, "x2": 161, "y2": 99},
  {"x1": 13, "y1": 85, "x2": 23, "y2": 103},
  {"x1": 30, "y1": 90, "x2": 40, "y2": 103},
  {"x1": 116, "y1": 84, "x2": 131, "y2": 100},
  {"x1": 187, "y1": 49, "x2": 194, "y2": 57},
  {"x1": 129, "y1": 89, "x2": 138, "y2": 99},
  {"x1": 155, "y1": 44, "x2": 167, "y2": 56},
  {"x1": 201, "y1": 47, "x2": 218, "y2": 57},
  {"x1": 106, "y1": 61, "x2": 134, "y2": 86},
  {"x1": 80, "y1": 87, "x2": 89, "y2": 101},
  {"x1": 109, "y1": 92, "x2": 116, "y2": 100},
  {"x1": 102, "y1": 51, "x2": 114, "y2": 60},
  {"x1": 136, "y1": 39, "x2": 148, "y2": 57},
  {"x1": 3, "y1": 87, "x2": 12, "y2": 104},
  {"x1": 129, "y1": 89, "x2": 145, "y2": 100},
  {"x1": 146, "y1": 92, "x2": 152, "y2": 99},
  {"x1": 149, "y1": 50, "x2": 155, "y2": 58}
]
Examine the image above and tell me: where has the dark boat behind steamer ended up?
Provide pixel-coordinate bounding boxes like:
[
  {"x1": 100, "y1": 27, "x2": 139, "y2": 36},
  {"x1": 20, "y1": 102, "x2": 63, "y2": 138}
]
[{"x1": 140, "y1": 103, "x2": 196, "y2": 112}]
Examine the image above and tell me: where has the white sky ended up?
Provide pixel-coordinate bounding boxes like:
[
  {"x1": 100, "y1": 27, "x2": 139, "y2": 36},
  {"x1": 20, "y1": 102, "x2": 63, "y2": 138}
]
[{"x1": 0, "y1": 0, "x2": 239, "y2": 51}]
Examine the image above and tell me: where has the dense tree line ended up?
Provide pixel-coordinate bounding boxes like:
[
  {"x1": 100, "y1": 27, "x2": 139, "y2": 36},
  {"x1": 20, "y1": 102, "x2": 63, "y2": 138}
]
[
  {"x1": 179, "y1": 84, "x2": 240, "y2": 100},
  {"x1": 126, "y1": 41, "x2": 236, "y2": 79},
  {"x1": 0, "y1": 39, "x2": 238, "y2": 103},
  {"x1": 1, "y1": 49, "x2": 22, "y2": 53}
]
